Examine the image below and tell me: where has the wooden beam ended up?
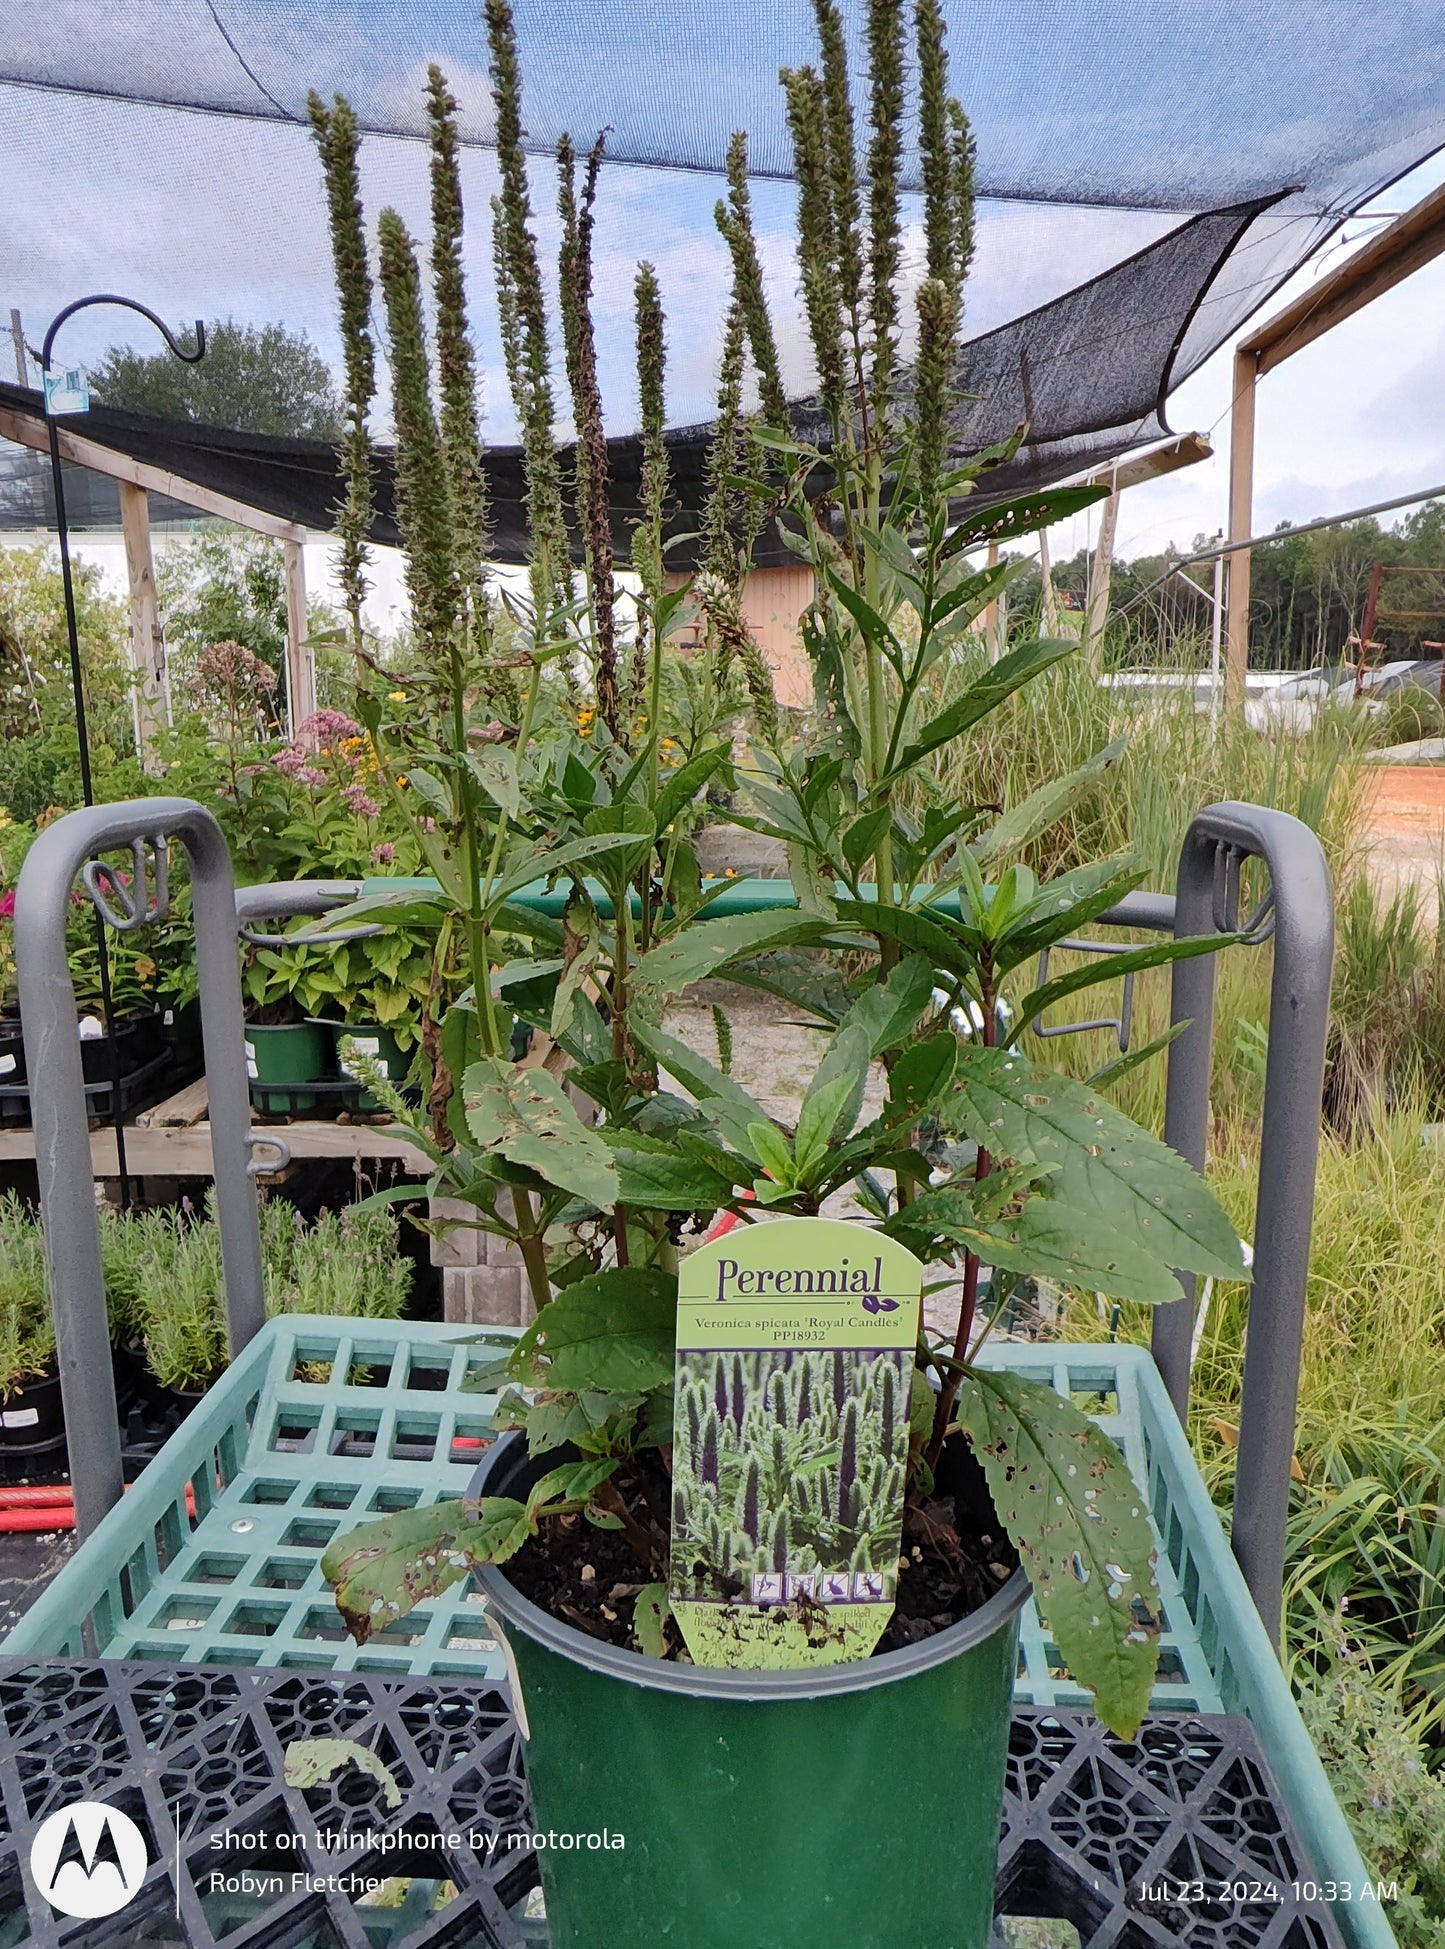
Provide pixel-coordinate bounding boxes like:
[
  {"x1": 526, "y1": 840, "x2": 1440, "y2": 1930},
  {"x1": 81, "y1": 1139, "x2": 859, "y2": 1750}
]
[
  {"x1": 118, "y1": 481, "x2": 167, "y2": 765},
  {"x1": 0, "y1": 1118, "x2": 431, "y2": 1175},
  {"x1": 283, "y1": 537, "x2": 317, "y2": 735},
  {"x1": 0, "y1": 404, "x2": 306, "y2": 543},
  {"x1": 1241, "y1": 178, "x2": 1445, "y2": 376},
  {"x1": 1073, "y1": 431, "x2": 1213, "y2": 495},
  {"x1": 1224, "y1": 348, "x2": 1258, "y2": 710}
]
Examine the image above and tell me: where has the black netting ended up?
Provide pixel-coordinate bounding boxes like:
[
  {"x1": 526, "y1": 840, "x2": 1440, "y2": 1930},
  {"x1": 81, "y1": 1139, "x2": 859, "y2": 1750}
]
[{"x1": 1, "y1": 2, "x2": 1442, "y2": 533}]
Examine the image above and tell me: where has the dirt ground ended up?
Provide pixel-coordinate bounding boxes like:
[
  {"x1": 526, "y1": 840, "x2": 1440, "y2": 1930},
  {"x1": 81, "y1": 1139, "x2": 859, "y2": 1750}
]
[{"x1": 1361, "y1": 764, "x2": 1445, "y2": 924}]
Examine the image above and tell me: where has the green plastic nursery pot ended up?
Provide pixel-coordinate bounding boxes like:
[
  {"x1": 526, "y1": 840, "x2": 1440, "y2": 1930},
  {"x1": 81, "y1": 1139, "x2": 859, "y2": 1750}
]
[
  {"x1": 244, "y1": 1020, "x2": 333, "y2": 1111},
  {"x1": 472, "y1": 1433, "x2": 1028, "y2": 1949}
]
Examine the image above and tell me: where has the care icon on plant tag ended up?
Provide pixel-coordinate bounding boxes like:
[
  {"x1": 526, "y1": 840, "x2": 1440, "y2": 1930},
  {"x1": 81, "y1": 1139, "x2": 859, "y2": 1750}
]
[{"x1": 669, "y1": 1216, "x2": 923, "y2": 1669}]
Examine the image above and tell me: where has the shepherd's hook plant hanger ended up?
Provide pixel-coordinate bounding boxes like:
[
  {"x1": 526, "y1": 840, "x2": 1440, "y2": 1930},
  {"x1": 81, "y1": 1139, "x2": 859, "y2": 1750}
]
[{"x1": 38, "y1": 295, "x2": 205, "y2": 1206}]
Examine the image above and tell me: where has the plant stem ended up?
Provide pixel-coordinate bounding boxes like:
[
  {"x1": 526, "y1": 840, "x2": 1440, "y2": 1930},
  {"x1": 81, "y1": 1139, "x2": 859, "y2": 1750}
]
[{"x1": 925, "y1": 967, "x2": 996, "y2": 1468}]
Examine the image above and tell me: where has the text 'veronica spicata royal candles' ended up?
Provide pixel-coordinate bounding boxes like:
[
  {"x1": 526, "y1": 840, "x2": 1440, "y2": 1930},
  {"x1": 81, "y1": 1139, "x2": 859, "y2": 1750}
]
[{"x1": 669, "y1": 1217, "x2": 924, "y2": 1668}]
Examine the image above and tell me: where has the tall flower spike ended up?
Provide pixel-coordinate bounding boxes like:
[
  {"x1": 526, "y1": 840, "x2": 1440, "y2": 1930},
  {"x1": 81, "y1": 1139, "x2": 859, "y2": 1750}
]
[
  {"x1": 865, "y1": 0, "x2": 905, "y2": 426},
  {"x1": 715, "y1": 134, "x2": 789, "y2": 431},
  {"x1": 947, "y1": 98, "x2": 977, "y2": 294},
  {"x1": 629, "y1": 260, "x2": 669, "y2": 722},
  {"x1": 782, "y1": 66, "x2": 847, "y2": 431},
  {"x1": 809, "y1": 0, "x2": 865, "y2": 364},
  {"x1": 913, "y1": 274, "x2": 957, "y2": 500},
  {"x1": 557, "y1": 132, "x2": 620, "y2": 740},
  {"x1": 376, "y1": 209, "x2": 458, "y2": 668},
  {"x1": 702, "y1": 300, "x2": 747, "y2": 593},
  {"x1": 485, "y1": 0, "x2": 569, "y2": 634},
  {"x1": 307, "y1": 91, "x2": 374, "y2": 654},
  {"x1": 426, "y1": 66, "x2": 492, "y2": 655},
  {"x1": 915, "y1": 0, "x2": 953, "y2": 291}
]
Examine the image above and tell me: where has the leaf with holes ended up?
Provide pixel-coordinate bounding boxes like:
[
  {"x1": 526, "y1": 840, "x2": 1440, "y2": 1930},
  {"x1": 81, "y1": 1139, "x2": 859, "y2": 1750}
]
[
  {"x1": 463, "y1": 1056, "x2": 619, "y2": 1208},
  {"x1": 283, "y1": 1738, "x2": 403, "y2": 1807},
  {"x1": 509, "y1": 1267, "x2": 678, "y2": 1393},
  {"x1": 947, "y1": 1049, "x2": 1247, "y2": 1281},
  {"x1": 955, "y1": 1367, "x2": 1161, "y2": 1738}
]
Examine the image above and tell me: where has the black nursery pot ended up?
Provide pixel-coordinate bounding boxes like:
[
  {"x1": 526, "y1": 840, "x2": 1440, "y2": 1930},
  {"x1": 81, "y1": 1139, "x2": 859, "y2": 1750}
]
[
  {"x1": 0, "y1": 1371, "x2": 67, "y2": 1456},
  {"x1": 78, "y1": 1009, "x2": 167, "y2": 1085},
  {"x1": 468, "y1": 1432, "x2": 1029, "y2": 1949}
]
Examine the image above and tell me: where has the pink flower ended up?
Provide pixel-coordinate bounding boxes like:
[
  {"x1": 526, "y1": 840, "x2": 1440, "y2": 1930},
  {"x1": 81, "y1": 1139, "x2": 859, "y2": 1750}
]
[
  {"x1": 296, "y1": 708, "x2": 362, "y2": 750},
  {"x1": 344, "y1": 782, "x2": 381, "y2": 819},
  {"x1": 371, "y1": 842, "x2": 396, "y2": 866},
  {"x1": 0, "y1": 891, "x2": 14, "y2": 921},
  {"x1": 272, "y1": 744, "x2": 307, "y2": 778}
]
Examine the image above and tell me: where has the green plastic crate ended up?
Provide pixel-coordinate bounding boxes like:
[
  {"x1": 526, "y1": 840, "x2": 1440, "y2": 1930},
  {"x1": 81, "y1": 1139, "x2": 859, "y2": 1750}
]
[{"x1": 4, "y1": 1319, "x2": 1392, "y2": 1948}]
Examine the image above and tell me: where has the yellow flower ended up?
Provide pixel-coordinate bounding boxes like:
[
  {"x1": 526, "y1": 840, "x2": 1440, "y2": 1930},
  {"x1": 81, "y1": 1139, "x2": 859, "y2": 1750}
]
[{"x1": 389, "y1": 690, "x2": 407, "y2": 702}]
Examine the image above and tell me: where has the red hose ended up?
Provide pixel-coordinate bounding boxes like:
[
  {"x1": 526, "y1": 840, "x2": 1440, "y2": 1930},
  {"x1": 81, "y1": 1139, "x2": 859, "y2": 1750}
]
[{"x1": 0, "y1": 1481, "x2": 197, "y2": 1531}]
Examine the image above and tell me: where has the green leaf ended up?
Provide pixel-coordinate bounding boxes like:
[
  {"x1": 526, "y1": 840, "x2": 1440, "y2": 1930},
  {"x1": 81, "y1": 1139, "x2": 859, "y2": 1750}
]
[
  {"x1": 832, "y1": 900, "x2": 975, "y2": 983},
  {"x1": 464, "y1": 1056, "x2": 619, "y2": 1207},
  {"x1": 940, "y1": 483, "x2": 1111, "y2": 560},
  {"x1": 283, "y1": 1738, "x2": 403, "y2": 1808},
  {"x1": 886, "y1": 638, "x2": 1077, "y2": 780},
  {"x1": 489, "y1": 829, "x2": 660, "y2": 910},
  {"x1": 842, "y1": 807, "x2": 892, "y2": 875},
  {"x1": 955, "y1": 1367, "x2": 1161, "y2": 1738},
  {"x1": 971, "y1": 739, "x2": 1124, "y2": 867},
  {"x1": 747, "y1": 1120, "x2": 797, "y2": 1186},
  {"x1": 605, "y1": 1131, "x2": 738, "y2": 1209},
  {"x1": 510, "y1": 1266, "x2": 678, "y2": 1393},
  {"x1": 653, "y1": 744, "x2": 732, "y2": 833},
  {"x1": 634, "y1": 1582, "x2": 672, "y2": 1658},
  {"x1": 321, "y1": 1496, "x2": 529, "y2": 1641},
  {"x1": 887, "y1": 1031, "x2": 959, "y2": 1121},
  {"x1": 627, "y1": 1017, "x2": 769, "y2": 1157},
  {"x1": 405, "y1": 768, "x2": 453, "y2": 817},
  {"x1": 467, "y1": 747, "x2": 521, "y2": 819},
  {"x1": 948, "y1": 1050, "x2": 1248, "y2": 1280},
  {"x1": 794, "y1": 1072, "x2": 856, "y2": 1175},
  {"x1": 903, "y1": 1187, "x2": 1183, "y2": 1302},
  {"x1": 1019, "y1": 931, "x2": 1241, "y2": 1030},
  {"x1": 824, "y1": 567, "x2": 906, "y2": 671},
  {"x1": 631, "y1": 908, "x2": 831, "y2": 1003},
  {"x1": 1088, "y1": 1022, "x2": 1189, "y2": 1088}
]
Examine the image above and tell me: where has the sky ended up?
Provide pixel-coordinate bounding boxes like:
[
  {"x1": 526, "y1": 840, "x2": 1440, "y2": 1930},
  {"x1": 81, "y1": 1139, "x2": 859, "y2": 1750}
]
[
  {"x1": 2, "y1": 2, "x2": 1443, "y2": 623},
  {"x1": 1056, "y1": 150, "x2": 1445, "y2": 571}
]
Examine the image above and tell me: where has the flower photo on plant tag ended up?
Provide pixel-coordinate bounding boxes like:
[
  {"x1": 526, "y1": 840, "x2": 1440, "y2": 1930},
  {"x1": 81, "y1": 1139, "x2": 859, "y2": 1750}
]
[{"x1": 669, "y1": 1217, "x2": 923, "y2": 1668}]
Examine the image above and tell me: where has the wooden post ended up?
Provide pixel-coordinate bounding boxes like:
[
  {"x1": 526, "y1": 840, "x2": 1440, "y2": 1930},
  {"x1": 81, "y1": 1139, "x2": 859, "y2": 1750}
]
[
  {"x1": 982, "y1": 542, "x2": 1001, "y2": 662},
  {"x1": 283, "y1": 538, "x2": 316, "y2": 737},
  {"x1": 1224, "y1": 347, "x2": 1257, "y2": 712},
  {"x1": 1083, "y1": 489, "x2": 1120, "y2": 656},
  {"x1": 1037, "y1": 524, "x2": 1060, "y2": 635},
  {"x1": 118, "y1": 481, "x2": 167, "y2": 767}
]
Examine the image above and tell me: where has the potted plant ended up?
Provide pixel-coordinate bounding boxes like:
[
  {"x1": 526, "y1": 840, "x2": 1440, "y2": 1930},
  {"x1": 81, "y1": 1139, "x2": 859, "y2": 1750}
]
[
  {"x1": 0, "y1": 1193, "x2": 64, "y2": 1461},
  {"x1": 307, "y1": 17, "x2": 1248, "y2": 1947}
]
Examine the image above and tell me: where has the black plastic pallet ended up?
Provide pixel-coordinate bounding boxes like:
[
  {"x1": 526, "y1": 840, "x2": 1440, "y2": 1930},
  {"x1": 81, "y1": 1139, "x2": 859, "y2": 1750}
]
[{"x1": 0, "y1": 1661, "x2": 1347, "y2": 1948}]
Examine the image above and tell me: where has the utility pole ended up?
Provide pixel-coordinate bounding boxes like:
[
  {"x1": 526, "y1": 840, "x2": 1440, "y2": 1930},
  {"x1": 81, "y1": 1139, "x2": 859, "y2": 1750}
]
[{"x1": 9, "y1": 308, "x2": 27, "y2": 386}]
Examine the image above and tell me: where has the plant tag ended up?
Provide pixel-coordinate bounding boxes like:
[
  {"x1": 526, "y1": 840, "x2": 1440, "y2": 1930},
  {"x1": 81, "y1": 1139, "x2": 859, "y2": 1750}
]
[
  {"x1": 43, "y1": 364, "x2": 90, "y2": 415},
  {"x1": 1, "y1": 1407, "x2": 39, "y2": 1429},
  {"x1": 0, "y1": 1053, "x2": 14, "y2": 1076},
  {"x1": 669, "y1": 1216, "x2": 922, "y2": 1669},
  {"x1": 244, "y1": 1039, "x2": 258, "y2": 1081}
]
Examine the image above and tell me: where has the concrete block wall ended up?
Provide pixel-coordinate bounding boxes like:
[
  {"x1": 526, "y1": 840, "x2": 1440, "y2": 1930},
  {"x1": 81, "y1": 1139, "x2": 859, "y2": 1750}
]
[{"x1": 431, "y1": 1195, "x2": 535, "y2": 1328}]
